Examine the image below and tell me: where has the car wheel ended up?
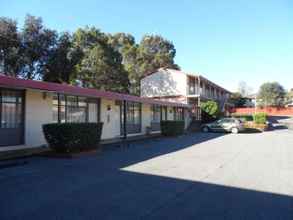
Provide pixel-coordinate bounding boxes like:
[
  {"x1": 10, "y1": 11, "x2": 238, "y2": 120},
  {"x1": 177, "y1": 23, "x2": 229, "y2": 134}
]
[
  {"x1": 202, "y1": 126, "x2": 209, "y2": 133},
  {"x1": 231, "y1": 127, "x2": 239, "y2": 134}
]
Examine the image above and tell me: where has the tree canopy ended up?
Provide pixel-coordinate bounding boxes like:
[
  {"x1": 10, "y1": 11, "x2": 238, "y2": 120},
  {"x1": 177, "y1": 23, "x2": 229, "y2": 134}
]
[
  {"x1": 20, "y1": 15, "x2": 57, "y2": 79},
  {"x1": 285, "y1": 89, "x2": 293, "y2": 105},
  {"x1": 0, "y1": 17, "x2": 21, "y2": 76},
  {"x1": 43, "y1": 32, "x2": 83, "y2": 83},
  {"x1": 257, "y1": 82, "x2": 286, "y2": 107},
  {"x1": 229, "y1": 92, "x2": 247, "y2": 107},
  {"x1": 229, "y1": 92, "x2": 256, "y2": 107},
  {"x1": 237, "y1": 81, "x2": 252, "y2": 97},
  {"x1": 0, "y1": 15, "x2": 179, "y2": 93}
]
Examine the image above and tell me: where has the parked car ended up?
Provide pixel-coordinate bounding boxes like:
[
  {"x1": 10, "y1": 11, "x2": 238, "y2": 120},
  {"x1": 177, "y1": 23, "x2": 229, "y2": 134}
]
[{"x1": 201, "y1": 118, "x2": 245, "y2": 134}]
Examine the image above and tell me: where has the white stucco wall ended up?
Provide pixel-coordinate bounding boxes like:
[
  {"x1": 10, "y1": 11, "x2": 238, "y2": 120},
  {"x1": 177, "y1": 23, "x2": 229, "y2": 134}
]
[
  {"x1": 100, "y1": 99, "x2": 121, "y2": 140},
  {"x1": 25, "y1": 89, "x2": 53, "y2": 147},
  {"x1": 100, "y1": 101, "x2": 157, "y2": 139},
  {"x1": 23, "y1": 92, "x2": 189, "y2": 147},
  {"x1": 141, "y1": 69, "x2": 187, "y2": 98}
]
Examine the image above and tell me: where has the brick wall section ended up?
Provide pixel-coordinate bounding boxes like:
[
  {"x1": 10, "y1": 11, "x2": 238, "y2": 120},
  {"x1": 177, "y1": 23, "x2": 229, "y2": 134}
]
[{"x1": 230, "y1": 107, "x2": 293, "y2": 116}]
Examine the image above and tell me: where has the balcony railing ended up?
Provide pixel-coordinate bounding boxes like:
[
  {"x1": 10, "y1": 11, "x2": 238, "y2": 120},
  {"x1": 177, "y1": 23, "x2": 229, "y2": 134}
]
[
  {"x1": 188, "y1": 85, "x2": 229, "y2": 101},
  {"x1": 188, "y1": 86, "x2": 200, "y2": 95}
]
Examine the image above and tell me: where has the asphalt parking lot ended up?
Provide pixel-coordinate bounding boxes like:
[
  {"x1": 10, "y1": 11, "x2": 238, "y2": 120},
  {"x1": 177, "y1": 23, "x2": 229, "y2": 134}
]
[{"x1": 1, "y1": 129, "x2": 293, "y2": 220}]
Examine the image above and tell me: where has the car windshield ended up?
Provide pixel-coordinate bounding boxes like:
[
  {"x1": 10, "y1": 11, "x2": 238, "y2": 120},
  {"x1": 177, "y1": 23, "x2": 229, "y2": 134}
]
[
  {"x1": 217, "y1": 119, "x2": 227, "y2": 123},
  {"x1": 217, "y1": 118, "x2": 234, "y2": 124}
]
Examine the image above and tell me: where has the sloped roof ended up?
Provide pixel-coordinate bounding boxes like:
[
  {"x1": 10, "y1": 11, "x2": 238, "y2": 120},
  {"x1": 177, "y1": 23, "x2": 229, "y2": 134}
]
[{"x1": 0, "y1": 74, "x2": 190, "y2": 108}]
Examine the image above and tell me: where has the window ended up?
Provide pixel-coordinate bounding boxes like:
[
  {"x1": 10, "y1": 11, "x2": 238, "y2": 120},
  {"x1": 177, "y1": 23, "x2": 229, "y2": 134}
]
[
  {"x1": 52, "y1": 94, "x2": 99, "y2": 123},
  {"x1": 126, "y1": 102, "x2": 141, "y2": 125},
  {"x1": 151, "y1": 105, "x2": 161, "y2": 123},
  {"x1": 161, "y1": 106, "x2": 168, "y2": 121},
  {"x1": 188, "y1": 77, "x2": 196, "y2": 94},
  {"x1": 66, "y1": 96, "x2": 87, "y2": 123},
  {"x1": 174, "y1": 107, "x2": 184, "y2": 121},
  {"x1": 0, "y1": 90, "x2": 23, "y2": 128},
  {"x1": 120, "y1": 101, "x2": 141, "y2": 134}
]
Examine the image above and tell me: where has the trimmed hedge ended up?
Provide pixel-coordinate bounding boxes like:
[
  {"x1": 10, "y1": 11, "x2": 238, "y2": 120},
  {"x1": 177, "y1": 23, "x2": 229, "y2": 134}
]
[
  {"x1": 253, "y1": 112, "x2": 267, "y2": 124},
  {"x1": 43, "y1": 123, "x2": 103, "y2": 153},
  {"x1": 161, "y1": 120, "x2": 185, "y2": 136}
]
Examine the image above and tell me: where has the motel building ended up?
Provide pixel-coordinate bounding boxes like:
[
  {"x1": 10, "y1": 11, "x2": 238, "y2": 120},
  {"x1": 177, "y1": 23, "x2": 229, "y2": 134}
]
[
  {"x1": 140, "y1": 68, "x2": 232, "y2": 120},
  {"x1": 0, "y1": 74, "x2": 191, "y2": 151}
]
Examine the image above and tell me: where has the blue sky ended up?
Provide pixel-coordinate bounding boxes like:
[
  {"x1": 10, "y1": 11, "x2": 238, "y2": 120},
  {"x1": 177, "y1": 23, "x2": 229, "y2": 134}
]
[{"x1": 2, "y1": 0, "x2": 293, "y2": 92}]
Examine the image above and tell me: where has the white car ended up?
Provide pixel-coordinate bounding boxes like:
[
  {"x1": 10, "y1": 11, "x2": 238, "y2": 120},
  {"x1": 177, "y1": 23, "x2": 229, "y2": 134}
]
[{"x1": 201, "y1": 118, "x2": 245, "y2": 134}]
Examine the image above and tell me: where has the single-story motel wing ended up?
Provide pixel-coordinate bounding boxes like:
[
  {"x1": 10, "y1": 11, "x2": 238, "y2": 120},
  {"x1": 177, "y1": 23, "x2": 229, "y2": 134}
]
[{"x1": 0, "y1": 75, "x2": 191, "y2": 149}]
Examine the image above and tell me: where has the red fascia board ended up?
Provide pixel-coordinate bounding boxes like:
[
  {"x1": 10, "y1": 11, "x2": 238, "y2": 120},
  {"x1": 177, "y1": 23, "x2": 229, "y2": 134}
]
[{"x1": 0, "y1": 75, "x2": 190, "y2": 108}]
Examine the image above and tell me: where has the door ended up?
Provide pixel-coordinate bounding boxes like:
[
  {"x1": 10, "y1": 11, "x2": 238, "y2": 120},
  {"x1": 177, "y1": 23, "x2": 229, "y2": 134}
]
[
  {"x1": 0, "y1": 89, "x2": 24, "y2": 146},
  {"x1": 151, "y1": 105, "x2": 161, "y2": 131},
  {"x1": 120, "y1": 102, "x2": 142, "y2": 135}
]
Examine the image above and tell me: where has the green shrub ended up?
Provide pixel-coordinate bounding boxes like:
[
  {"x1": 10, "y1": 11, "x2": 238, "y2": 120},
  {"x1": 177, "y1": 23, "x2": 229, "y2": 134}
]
[
  {"x1": 43, "y1": 123, "x2": 103, "y2": 153},
  {"x1": 231, "y1": 114, "x2": 254, "y2": 122},
  {"x1": 201, "y1": 101, "x2": 219, "y2": 117},
  {"x1": 201, "y1": 110, "x2": 218, "y2": 123},
  {"x1": 201, "y1": 101, "x2": 220, "y2": 123},
  {"x1": 160, "y1": 120, "x2": 185, "y2": 136},
  {"x1": 253, "y1": 113, "x2": 267, "y2": 124}
]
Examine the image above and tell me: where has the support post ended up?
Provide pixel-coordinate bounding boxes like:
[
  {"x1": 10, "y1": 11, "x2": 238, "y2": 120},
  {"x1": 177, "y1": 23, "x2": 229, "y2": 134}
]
[
  {"x1": 122, "y1": 100, "x2": 128, "y2": 147},
  {"x1": 198, "y1": 76, "x2": 201, "y2": 121}
]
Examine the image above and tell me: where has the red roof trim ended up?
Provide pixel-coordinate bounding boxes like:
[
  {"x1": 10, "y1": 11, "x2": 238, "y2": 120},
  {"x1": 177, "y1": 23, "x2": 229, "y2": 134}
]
[{"x1": 0, "y1": 75, "x2": 190, "y2": 108}]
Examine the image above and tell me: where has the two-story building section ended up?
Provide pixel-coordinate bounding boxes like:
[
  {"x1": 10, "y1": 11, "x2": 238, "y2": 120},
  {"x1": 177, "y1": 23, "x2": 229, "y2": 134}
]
[{"x1": 140, "y1": 68, "x2": 232, "y2": 120}]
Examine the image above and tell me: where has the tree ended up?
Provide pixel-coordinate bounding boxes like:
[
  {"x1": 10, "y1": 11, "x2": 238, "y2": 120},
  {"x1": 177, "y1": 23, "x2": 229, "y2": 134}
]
[
  {"x1": 138, "y1": 35, "x2": 179, "y2": 73},
  {"x1": 0, "y1": 17, "x2": 21, "y2": 76},
  {"x1": 229, "y1": 92, "x2": 247, "y2": 107},
  {"x1": 237, "y1": 81, "x2": 252, "y2": 97},
  {"x1": 20, "y1": 14, "x2": 57, "y2": 79},
  {"x1": 108, "y1": 33, "x2": 135, "y2": 54},
  {"x1": 43, "y1": 32, "x2": 83, "y2": 83},
  {"x1": 285, "y1": 89, "x2": 293, "y2": 106},
  {"x1": 0, "y1": 15, "x2": 180, "y2": 95},
  {"x1": 257, "y1": 82, "x2": 286, "y2": 107},
  {"x1": 78, "y1": 45, "x2": 129, "y2": 92},
  {"x1": 73, "y1": 27, "x2": 129, "y2": 92},
  {"x1": 108, "y1": 33, "x2": 141, "y2": 94},
  {"x1": 126, "y1": 35, "x2": 180, "y2": 94}
]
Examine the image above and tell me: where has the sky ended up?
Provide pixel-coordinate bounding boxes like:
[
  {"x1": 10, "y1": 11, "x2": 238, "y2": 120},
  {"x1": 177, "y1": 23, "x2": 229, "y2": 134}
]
[{"x1": 2, "y1": 0, "x2": 293, "y2": 92}]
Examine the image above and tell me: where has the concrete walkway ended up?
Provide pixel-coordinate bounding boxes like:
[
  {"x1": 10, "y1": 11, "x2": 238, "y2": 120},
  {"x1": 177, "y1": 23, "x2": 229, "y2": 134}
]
[{"x1": 1, "y1": 130, "x2": 293, "y2": 219}]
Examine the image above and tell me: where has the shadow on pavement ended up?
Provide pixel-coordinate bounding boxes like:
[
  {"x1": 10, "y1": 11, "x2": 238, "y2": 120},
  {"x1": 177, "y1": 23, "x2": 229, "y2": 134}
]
[
  {"x1": 101, "y1": 132, "x2": 226, "y2": 168},
  {"x1": 1, "y1": 132, "x2": 292, "y2": 219},
  {"x1": 268, "y1": 116, "x2": 290, "y2": 123}
]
